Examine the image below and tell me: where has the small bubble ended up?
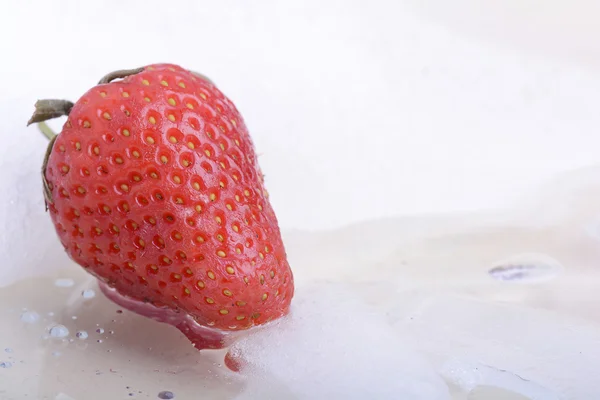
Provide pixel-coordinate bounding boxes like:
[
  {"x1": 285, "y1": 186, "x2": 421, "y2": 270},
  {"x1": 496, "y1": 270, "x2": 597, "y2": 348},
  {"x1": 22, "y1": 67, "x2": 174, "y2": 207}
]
[
  {"x1": 20, "y1": 311, "x2": 40, "y2": 324},
  {"x1": 52, "y1": 351, "x2": 61, "y2": 357},
  {"x1": 82, "y1": 289, "x2": 96, "y2": 299},
  {"x1": 54, "y1": 278, "x2": 75, "y2": 288},
  {"x1": 0, "y1": 361, "x2": 13, "y2": 369},
  {"x1": 72, "y1": 316, "x2": 78, "y2": 320},
  {"x1": 96, "y1": 328, "x2": 104, "y2": 334},
  {"x1": 116, "y1": 310, "x2": 123, "y2": 314},
  {"x1": 76, "y1": 331, "x2": 88, "y2": 340},
  {"x1": 158, "y1": 390, "x2": 175, "y2": 399},
  {"x1": 109, "y1": 330, "x2": 115, "y2": 335},
  {"x1": 47, "y1": 312, "x2": 55, "y2": 317},
  {"x1": 49, "y1": 324, "x2": 69, "y2": 338},
  {"x1": 97, "y1": 339, "x2": 103, "y2": 343},
  {"x1": 5, "y1": 348, "x2": 13, "y2": 353}
]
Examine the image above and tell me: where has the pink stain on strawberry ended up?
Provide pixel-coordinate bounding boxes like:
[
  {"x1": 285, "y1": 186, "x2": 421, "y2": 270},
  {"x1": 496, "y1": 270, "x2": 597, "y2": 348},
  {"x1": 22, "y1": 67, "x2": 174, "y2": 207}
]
[{"x1": 28, "y1": 63, "x2": 294, "y2": 367}]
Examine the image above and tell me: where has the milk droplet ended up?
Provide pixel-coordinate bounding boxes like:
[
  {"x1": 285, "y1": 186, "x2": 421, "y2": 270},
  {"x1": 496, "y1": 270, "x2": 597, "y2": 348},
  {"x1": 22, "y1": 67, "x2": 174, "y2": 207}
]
[
  {"x1": 55, "y1": 278, "x2": 74, "y2": 288},
  {"x1": 20, "y1": 311, "x2": 40, "y2": 324},
  {"x1": 76, "y1": 331, "x2": 88, "y2": 340},
  {"x1": 49, "y1": 325, "x2": 69, "y2": 338},
  {"x1": 82, "y1": 289, "x2": 96, "y2": 299}
]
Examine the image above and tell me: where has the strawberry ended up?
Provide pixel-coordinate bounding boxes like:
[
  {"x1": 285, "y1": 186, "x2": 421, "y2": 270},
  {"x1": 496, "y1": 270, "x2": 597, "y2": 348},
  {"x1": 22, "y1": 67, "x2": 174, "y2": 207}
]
[{"x1": 28, "y1": 63, "x2": 294, "y2": 352}]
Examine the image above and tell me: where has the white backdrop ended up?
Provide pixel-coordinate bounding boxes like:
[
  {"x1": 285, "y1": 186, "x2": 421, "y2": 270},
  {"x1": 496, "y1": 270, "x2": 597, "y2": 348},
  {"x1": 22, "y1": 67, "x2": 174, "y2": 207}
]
[
  {"x1": 1, "y1": 3, "x2": 600, "y2": 398},
  {"x1": 1, "y1": 0, "x2": 600, "y2": 231}
]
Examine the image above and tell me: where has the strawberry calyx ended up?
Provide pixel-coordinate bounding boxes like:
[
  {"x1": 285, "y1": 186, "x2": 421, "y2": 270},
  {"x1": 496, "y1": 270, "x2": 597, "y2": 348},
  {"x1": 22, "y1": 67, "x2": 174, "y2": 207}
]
[
  {"x1": 28, "y1": 67, "x2": 149, "y2": 206},
  {"x1": 27, "y1": 99, "x2": 74, "y2": 126},
  {"x1": 28, "y1": 99, "x2": 76, "y2": 206}
]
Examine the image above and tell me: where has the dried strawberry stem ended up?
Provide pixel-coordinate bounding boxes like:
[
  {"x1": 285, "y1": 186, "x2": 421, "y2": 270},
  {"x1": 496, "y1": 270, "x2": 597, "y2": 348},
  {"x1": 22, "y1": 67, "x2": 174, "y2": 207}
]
[
  {"x1": 98, "y1": 67, "x2": 144, "y2": 84},
  {"x1": 27, "y1": 99, "x2": 74, "y2": 126},
  {"x1": 28, "y1": 99, "x2": 74, "y2": 206},
  {"x1": 41, "y1": 135, "x2": 57, "y2": 206}
]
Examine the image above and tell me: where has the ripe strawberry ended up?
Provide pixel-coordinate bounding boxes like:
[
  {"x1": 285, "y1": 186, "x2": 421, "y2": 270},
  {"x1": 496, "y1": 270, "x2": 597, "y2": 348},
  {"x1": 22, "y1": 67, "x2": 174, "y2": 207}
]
[{"x1": 28, "y1": 63, "x2": 294, "y2": 350}]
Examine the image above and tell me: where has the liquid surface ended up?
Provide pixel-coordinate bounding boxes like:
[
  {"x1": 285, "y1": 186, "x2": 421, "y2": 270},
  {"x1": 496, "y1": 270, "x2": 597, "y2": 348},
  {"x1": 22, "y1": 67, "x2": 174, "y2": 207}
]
[{"x1": 2, "y1": 166, "x2": 600, "y2": 399}]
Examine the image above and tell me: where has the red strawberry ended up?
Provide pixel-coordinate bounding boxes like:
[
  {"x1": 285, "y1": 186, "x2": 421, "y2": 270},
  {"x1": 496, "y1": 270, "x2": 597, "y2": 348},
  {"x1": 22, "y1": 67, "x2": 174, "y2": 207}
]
[{"x1": 28, "y1": 64, "x2": 294, "y2": 352}]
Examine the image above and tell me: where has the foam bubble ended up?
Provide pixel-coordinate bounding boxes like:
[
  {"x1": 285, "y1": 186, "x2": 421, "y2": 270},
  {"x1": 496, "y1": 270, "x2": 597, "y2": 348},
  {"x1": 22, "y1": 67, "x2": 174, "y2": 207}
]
[
  {"x1": 76, "y1": 331, "x2": 88, "y2": 340},
  {"x1": 49, "y1": 324, "x2": 69, "y2": 338},
  {"x1": 231, "y1": 282, "x2": 450, "y2": 400},
  {"x1": 54, "y1": 278, "x2": 74, "y2": 288},
  {"x1": 20, "y1": 311, "x2": 39, "y2": 324}
]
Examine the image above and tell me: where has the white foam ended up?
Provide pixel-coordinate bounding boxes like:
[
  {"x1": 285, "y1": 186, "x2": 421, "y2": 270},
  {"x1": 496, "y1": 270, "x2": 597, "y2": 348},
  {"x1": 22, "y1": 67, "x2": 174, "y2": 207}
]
[
  {"x1": 391, "y1": 294, "x2": 600, "y2": 399},
  {"x1": 231, "y1": 282, "x2": 450, "y2": 400},
  {"x1": 440, "y1": 359, "x2": 560, "y2": 400}
]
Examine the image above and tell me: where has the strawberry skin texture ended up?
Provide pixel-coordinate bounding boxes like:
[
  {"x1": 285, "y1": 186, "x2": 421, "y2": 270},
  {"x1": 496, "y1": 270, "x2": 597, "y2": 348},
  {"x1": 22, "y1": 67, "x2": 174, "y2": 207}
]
[{"x1": 45, "y1": 64, "x2": 294, "y2": 332}]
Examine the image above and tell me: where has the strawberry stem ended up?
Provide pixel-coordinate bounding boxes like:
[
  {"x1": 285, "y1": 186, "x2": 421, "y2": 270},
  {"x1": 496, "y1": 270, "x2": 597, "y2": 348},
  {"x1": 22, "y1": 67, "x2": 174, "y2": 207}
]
[
  {"x1": 98, "y1": 67, "x2": 145, "y2": 84},
  {"x1": 38, "y1": 121, "x2": 57, "y2": 140}
]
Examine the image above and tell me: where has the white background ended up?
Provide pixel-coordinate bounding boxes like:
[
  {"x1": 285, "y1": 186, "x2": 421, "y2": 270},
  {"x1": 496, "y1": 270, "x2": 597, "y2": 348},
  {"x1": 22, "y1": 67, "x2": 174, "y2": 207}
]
[
  {"x1": 1, "y1": 3, "x2": 600, "y2": 398},
  {"x1": 2, "y1": 0, "x2": 600, "y2": 230}
]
